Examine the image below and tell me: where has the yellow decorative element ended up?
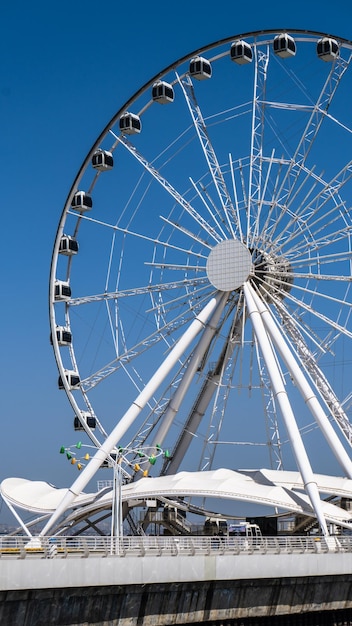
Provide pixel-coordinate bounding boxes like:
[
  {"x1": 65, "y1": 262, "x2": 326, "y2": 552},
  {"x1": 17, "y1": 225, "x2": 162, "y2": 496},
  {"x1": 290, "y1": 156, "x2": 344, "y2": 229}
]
[
  {"x1": 71, "y1": 458, "x2": 77, "y2": 465},
  {"x1": 134, "y1": 463, "x2": 140, "y2": 472},
  {"x1": 143, "y1": 470, "x2": 148, "y2": 477},
  {"x1": 84, "y1": 453, "x2": 90, "y2": 460}
]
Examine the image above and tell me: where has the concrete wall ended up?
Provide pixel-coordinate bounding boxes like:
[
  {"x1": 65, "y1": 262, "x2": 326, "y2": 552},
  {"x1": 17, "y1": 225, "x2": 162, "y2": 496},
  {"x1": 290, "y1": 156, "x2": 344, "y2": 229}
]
[
  {"x1": 2, "y1": 550, "x2": 352, "y2": 591},
  {"x1": 1, "y1": 551, "x2": 352, "y2": 624},
  {"x1": 1, "y1": 575, "x2": 352, "y2": 625}
]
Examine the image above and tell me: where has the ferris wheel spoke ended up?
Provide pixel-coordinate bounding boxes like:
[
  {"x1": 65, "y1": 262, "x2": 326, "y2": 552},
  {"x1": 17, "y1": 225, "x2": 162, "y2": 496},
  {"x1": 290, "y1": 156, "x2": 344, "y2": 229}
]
[
  {"x1": 176, "y1": 72, "x2": 237, "y2": 238},
  {"x1": 268, "y1": 279, "x2": 352, "y2": 349},
  {"x1": 322, "y1": 110, "x2": 352, "y2": 134},
  {"x1": 79, "y1": 287, "x2": 217, "y2": 392},
  {"x1": 68, "y1": 278, "x2": 208, "y2": 307},
  {"x1": 267, "y1": 202, "x2": 351, "y2": 259},
  {"x1": 258, "y1": 156, "x2": 287, "y2": 240},
  {"x1": 68, "y1": 210, "x2": 209, "y2": 261},
  {"x1": 146, "y1": 282, "x2": 215, "y2": 330},
  {"x1": 247, "y1": 45, "x2": 269, "y2": 246},
  {"x1": 146, "y1": 282, "x2": 212, "y2": 315},
  {"x1": 112, "y1": 283, "x2": 213, "y2": 351},
  {"x1": 159, "y1": 215, "x2": 212, "y2": 249},
  {"x1": 254, "y1": 338, "x2": 284, "y2": 471},
  {"x1": 79, "y1": 325, "x2": 184, "y2": 392},
  {"x1": 199, "y1": 316, "x2": 253, "y2": 473},
  {"x1": 114, "y1": 133, "x2": 223, "y2": 243},
  {"x1": 282, "y1": 224, "x2": 350, "y2": 260},
  {"x1": 264, "y1": 101, "x2": 315, "y2": 113},
  {"x1": 238, "y1": 159, "x2": 248, "y2": 213},
  {"x1": 270, "y1": 161, "x2": 352, "y2": 253},
  {"x1": 272, "y1": 296, "x2": 352, "y2": 445},
  {"x1": 298, "y1": 114, "x2": 352, "y2": 188},
  {"x1": 268, "y1": 53, "x2": 352, "y2": 237},
  {"x1": 290, "y1": 250, "x2": 352, "y2": 270},
  {"x1": 145, "y1": 262, "x2": 206, "y2": 272},
  {"x1": 271, "y1": 167, "x2": 321, "y2": 240},
  {"x1": 198, "y1": 301, "x2": 252, "y2": 469},
  {"x1": 271, "y1": 285, "x2": 352, "y2": 340},
  {"x1": 198, "y1": 376, "x2": 232, "y2": 472},
  {"x1": 306, "y1": 201, "x2": 350, "y2": 237},
  {"x1": 251, "y1": 149, "x2": 276, "y2": 242},
  {"x1": 288, "y1": 271, "x2": 352, "y2": 284},
  {"x1": 229, "y1": 153, "x2": 244, "y2": 242},
  {"x1": 189, "y1": 178, "x2": 229, "y2": 240},
  {"x1": 268, "y1": 292, "x2": 337, "y2": 354},
  {"x1": 292, "y1": 206, "x2": 347, "y2": 252}
]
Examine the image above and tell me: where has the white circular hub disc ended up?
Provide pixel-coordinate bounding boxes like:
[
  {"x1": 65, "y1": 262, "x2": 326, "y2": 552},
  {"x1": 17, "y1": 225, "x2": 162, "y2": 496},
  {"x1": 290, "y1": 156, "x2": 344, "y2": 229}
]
[{"x1": 206, "y1": 239, "x2": 252, "y2": 291}]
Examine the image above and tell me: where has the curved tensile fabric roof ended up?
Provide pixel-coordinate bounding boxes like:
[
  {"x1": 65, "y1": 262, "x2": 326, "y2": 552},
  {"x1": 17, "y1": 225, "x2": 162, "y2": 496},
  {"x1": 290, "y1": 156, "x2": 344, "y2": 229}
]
[{"x1": 2, "y1": 469, "x2": 352, "y2": 528}]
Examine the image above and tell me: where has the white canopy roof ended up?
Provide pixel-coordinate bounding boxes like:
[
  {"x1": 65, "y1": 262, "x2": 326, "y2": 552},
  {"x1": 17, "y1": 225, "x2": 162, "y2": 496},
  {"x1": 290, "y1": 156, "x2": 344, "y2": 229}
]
[
  {"x1": 2, "y1": 469, "x2": 352, "y2": 526},
  {"x1": 0, "y1": 477, "x2": 94, "y2": 513}
]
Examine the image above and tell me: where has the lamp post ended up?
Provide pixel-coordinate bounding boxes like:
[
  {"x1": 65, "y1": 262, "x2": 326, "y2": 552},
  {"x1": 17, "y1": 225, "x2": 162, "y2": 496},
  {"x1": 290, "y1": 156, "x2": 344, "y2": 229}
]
[
  {"x1": 59, "y1": 441, "x2": 169, "y2": 550},
  {"x1": 111, "y1": 457, "x2": 123, "y2": 554}
]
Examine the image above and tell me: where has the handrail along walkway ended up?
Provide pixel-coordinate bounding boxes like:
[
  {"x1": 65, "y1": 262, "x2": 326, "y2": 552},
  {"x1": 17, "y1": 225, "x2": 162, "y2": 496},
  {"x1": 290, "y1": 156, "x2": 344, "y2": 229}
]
[{"x1": 0, "y1": 534, "x2": 351, "y2": 559}]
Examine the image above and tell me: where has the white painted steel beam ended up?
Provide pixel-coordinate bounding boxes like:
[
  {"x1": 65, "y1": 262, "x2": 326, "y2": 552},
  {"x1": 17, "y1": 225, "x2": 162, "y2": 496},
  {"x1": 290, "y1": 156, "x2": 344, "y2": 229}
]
[
  {"x1": 243, "y1": 282, "x2": 329, "y2": 536},
  {"x1": 250, "y1": 287, "x2": 352, "y2": 478}
]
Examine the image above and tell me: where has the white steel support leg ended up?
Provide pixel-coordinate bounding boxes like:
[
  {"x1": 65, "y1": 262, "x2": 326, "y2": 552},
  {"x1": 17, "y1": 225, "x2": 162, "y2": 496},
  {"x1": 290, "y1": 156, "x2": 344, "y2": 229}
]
[
  {"x1": 151, "y1": 291, "x2": 228, "y2": 450},
  {"x1": 243, "y1": 282, "x2": 329, "y2": 536},
  {"x1": 250, "y1": 287, "x2": 352, "y2": 479},
  {"x1": 40, "y1": 293, "x2": 223, "y2": 537},
  {"x1": 1, "y1": 496, "x2": 33, "y2": 538},
  {"x1": 274, "y1": 296, "x2": 352, "y2": 447}
]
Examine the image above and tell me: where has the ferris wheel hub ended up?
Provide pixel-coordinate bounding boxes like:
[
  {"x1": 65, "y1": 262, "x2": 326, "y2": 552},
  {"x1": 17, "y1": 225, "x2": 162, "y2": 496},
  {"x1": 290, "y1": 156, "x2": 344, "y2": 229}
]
[
  {"x1": 251, "y1": 250, "x2": 294, "y2": 300},
  {"x1": 206, "y1": 239, "x2": 252, "y2": 291}
]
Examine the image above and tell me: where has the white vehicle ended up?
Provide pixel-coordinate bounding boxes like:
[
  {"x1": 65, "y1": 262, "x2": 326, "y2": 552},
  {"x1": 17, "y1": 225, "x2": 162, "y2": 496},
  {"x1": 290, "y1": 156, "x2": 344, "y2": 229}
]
[
  {"x1": 228, "y1": 522, "x2": 262, "y2": 548},
  {"x1": 228, "y1": 522, "x2": 262, "y2": 539},
  {"x1": 204, "y1": 517, "x2": 228, "y2": 536}
]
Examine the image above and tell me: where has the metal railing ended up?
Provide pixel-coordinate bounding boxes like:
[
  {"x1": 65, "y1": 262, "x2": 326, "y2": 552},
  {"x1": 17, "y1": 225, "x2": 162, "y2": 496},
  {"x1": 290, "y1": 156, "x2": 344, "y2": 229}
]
[{"x1": 1, "y1": 534, "x2": 351, "y2": 559}]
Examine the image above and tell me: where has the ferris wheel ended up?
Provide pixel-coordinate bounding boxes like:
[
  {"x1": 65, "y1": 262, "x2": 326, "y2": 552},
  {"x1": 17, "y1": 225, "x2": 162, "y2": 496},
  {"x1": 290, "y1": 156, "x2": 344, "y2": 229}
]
[{"x1": 50, "y1": 30, "x2": 352, "y2": 531}]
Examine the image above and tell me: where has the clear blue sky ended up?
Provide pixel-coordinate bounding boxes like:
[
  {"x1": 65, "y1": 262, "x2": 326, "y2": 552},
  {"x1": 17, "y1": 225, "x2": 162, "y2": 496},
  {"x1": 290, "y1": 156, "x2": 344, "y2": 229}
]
[{"x1": 1, "y1": 0, "x2": 352, "y2": 523}]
